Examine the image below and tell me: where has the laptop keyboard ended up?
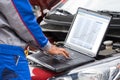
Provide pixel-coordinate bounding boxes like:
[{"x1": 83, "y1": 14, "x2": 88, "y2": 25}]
[
  {"x1": 53, "y1": 55, "x2": 71, "y2": 62},
  {"x1": 40, "y1": 55, "x2": 51, "y2": 62},
  {"x1": 29, "y1": 48, "x2": 90, "y2": 63},
  {"x1": 50, "y1": 48, "x2": 86, "y2": 62},
  {"x1": 31, "y1": 52, "x2": 68, "y2": 63},
  {"x1": 65, "y1": 48, "x2": 84, "y2": 59}
]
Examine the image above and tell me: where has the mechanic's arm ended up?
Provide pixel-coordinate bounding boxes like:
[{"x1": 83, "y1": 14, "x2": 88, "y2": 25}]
[{"x1": 0, "y1": 0, "x2": 69, "y2": 58}]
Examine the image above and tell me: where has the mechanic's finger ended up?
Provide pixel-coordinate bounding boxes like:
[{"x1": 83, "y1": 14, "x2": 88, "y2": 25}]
[
  {"x1": 59, "y1": 48, "x2": 70, "y2": 58},
  {"x1": 59, "y1": 50, "x2": 69, "y2": 58}
]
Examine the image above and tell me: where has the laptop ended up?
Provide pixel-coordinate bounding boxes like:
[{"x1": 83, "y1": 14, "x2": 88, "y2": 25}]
[{"x1": 27, "y1": 7, "x2": 112, "y2": 72}]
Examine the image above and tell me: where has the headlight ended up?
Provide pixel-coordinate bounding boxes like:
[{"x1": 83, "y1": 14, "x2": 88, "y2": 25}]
[{"x1": 49, "y1": 73, "x2": 78, "y2": 80}]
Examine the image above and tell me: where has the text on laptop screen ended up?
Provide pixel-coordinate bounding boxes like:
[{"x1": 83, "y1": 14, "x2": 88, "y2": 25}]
[{"x1": 65, "y1": 8, "x2": 111, "y2": 57}]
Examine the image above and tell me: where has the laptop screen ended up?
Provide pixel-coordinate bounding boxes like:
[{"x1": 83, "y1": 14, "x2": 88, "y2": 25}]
[{"x1": 65, "y1": 8, "x2": 111, "y2": 57}]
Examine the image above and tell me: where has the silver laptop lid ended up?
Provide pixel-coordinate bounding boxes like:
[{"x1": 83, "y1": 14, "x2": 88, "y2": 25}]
[{"x1": 64, "y1": 7, "x2": 111, "y2": 57}]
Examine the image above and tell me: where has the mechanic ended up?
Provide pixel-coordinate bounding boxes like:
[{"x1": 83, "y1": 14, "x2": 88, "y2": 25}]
[{"x1": 0, "y1": 0, "x2": 69, "y2": 80}]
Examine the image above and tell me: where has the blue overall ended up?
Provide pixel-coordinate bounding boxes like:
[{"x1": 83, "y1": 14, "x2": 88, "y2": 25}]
[{"x1": 0, "y1": 44, "x2": 31, "y2": 80}]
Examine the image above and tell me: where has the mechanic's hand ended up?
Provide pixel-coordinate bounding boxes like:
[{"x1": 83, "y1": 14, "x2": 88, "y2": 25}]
[{"x1": 47, "y1": 45, "x2": 69, "y2": 58}]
